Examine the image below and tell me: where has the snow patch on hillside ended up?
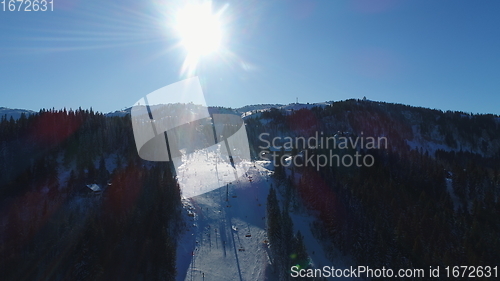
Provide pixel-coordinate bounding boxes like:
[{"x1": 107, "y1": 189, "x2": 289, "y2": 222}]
[
  {"x1": 175, "y1": 158, "x2": 273, "y2": 281},
  {"x1": 0, "y1": 107, "x2": 35, "y2": 120},
  {"x1": 445, "y1": 177, "x2": 460, "y2": 211},
  {"x1": 175, "y1": 151, "x2": 350, "y2": 280},
  {"x1": 241, "y1": 102, "x2": 332, "y2": 119},
  {"x1": 405, "y1": 124, "x2": 475, "y2": 156}
]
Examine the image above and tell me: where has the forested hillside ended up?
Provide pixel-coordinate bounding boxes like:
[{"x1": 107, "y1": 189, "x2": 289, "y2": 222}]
[
  {"x1": 1, "y1": 99, "x2": 499, "y2": 280},
  {"x1": 257, "y1": 99, "x2": 500, "y2": 280},
  {"x1": 0, "y1": 109, "x2": 182, "y2": 280}
]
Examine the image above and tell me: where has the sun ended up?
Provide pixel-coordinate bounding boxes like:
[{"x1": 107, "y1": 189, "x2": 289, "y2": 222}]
[{"x1": 175, "y1": 1, "x2": 224, "y2": 74}]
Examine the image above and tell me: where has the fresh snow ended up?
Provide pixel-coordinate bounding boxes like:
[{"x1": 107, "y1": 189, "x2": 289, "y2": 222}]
[
  {"x1": 240, "y1": 102, "x2": 332, "y2": 119},
  {"x1": 0, "y1": 107, "x2": 35, "y2": 120},
  {"x1": 105, "y1": 108, "x2": 131, "y2": 117},
  {"x1": 175, "y1": 151, "x2": 350, "y2": 280},
  {"x1": 445, "y1": 177, "x2": 460, "y2": 211},
  {"x1": 405, "y1": 124, "x2": 476, "y2": 156},
  {"x1": 175, "y1": 150, "x2": 272, "y2": 281}
]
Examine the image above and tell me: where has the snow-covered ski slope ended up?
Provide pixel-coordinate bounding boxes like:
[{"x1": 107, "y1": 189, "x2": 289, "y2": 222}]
[
  {"x1": 0, "y1": 107, "x2": 35, "y2": 120},
  {"x1": 176, "y1": 149, "x2": 273, "y2": 281},
  {"x1": 175, "y1": 150, "x2": 352, "y2": 280}
]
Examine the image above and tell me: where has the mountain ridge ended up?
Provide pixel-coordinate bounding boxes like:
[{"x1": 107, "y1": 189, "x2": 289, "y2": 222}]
[
  {"x1": 0, "y1": 107, "x2": 36, "y2": 120},
  {"x1": 5, "y1": 99, "x2": 500, "y2": 119}
]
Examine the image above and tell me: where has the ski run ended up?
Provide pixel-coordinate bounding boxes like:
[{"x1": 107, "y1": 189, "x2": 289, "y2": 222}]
[{"x1": 175, "y1": 147, "x2": 352, "y2": 280}]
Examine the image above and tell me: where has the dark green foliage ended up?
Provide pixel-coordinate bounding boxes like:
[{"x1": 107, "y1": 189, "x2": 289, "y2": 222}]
[
  {"x1": 258, "y1": 100, "x2": 500, "y2": 280},
  {"x1": 0, "y1": 109, "x2": 182, "y2": 280}
]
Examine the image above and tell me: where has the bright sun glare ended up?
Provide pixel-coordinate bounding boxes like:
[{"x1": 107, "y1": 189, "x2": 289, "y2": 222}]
[{"x1": 175, "y1": 1, "x2": 224, "y2": 74}]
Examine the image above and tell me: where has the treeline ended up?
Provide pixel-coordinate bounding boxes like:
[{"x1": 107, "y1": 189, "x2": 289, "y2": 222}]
[
  {"x1": 287, "y1": 147, "x2": 500, "y2": 280},
  {"x1": 253, "y1": 100, "x2": 500, "y2": 280},
  {"x1": 0, "y1": 109, "x2": 182, "y2": 280},
  {"x1": 266, "y1": 187, "x2": 317, "y2": 281},
  {"x1": 245, "y1": 99, "x2": 500, "y2": 158}
]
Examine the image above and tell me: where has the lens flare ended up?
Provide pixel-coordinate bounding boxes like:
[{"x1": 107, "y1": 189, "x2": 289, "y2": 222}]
[{"x1": 175, "y1": 1, "x2": 223, "y2": 74}]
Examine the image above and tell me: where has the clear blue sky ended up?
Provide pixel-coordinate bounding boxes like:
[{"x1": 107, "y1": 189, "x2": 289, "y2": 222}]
[{"x1": 1, "y1": 0, "x2": 499, "y2": 114}]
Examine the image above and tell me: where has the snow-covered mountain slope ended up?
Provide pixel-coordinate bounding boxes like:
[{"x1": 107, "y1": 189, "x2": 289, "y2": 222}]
[
  {"x1": 106, "y1": 108, "x2": 131, "y2": 117},
  {"x1": 235, "y1": 104, "x2": 284, "y2": 114},
  {"x1": 174, "y1": 149, "x2": 272, "y2": 281},
  {"x1": 103, "y1": 102, "x2": 333, "y2": 118},
  {"x1": 238, "y1": 102, "x2": 332, "y2": 119},
  {"x1": 0, "y1": 107, "x2": 35, "y2": 120},
  {"x1": 175, "y1": 151, "x2": 352, "y2": 280}
]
